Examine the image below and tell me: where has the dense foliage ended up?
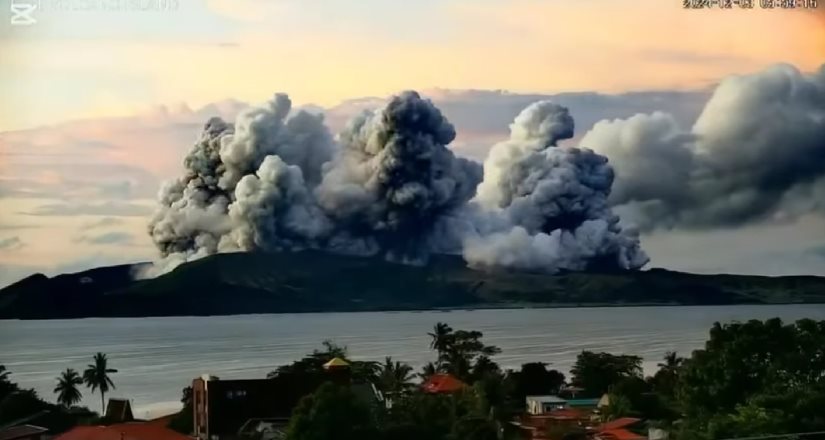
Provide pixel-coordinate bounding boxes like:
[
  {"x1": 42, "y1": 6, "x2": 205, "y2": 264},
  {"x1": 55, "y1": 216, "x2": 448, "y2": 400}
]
[
  {"x1": 570, "y1": 351, "x2": 643, "y2": 397},
  {"x1": 5, "y1": 318, "x2": 825, "y2": 440},
  {"x1": 676, "y1": 318, "x2": 825, "y2": 438},
  {"x1": 0, "y1": 364, "x2": 98, "y2": 432},
  {"x1": 282, "y1": 318, "x2": 825, "y2": 440}
]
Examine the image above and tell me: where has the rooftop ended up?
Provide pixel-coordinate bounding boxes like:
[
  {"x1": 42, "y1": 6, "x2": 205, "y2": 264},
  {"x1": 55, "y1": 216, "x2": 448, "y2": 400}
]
[
  {"x1": 323, "y1": 357, "x2": 351, "y2": 369},
  {"x1": 597, "y1": 417, "x2": 642, "y2": 432},
  {"x1": 598, "y1": 429, "x2": 647, "y2": 440},
  {"x1": 105, "y1": 398, "x2": 134, "y2": 423},
  {"x1": 0, "y1": 425, "x2": 48, "y2": 440},
  {"x1": 525, "y1": 395, "x2": 568, "y2": 404},
  {"x1": 54, "y1": 423, "x2": 192, "y2": 440},
  {"x1": 566, "y1": 398, "x2": 600, "y2": 407},
  {"x1": 421, "y1": 374, "x2": 467, "y2": 394}
]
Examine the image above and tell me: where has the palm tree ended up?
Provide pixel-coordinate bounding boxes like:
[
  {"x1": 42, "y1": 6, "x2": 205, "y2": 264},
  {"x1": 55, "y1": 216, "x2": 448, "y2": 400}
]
[
  {"x1": 54, "y1": 368, "x2": 83, "y2": 408},
  {"x1": 0, "y1": 365, "x2": 19, "y2": 400},
  {"x1": 658, "y1": 351, "x2": 683, "y2": 370},
  {"x1": 428, "y1": 322, "x2": 453, "y2": 353},
  {"x1": 83, "y1": 353, "x2": 117, "y2": 413},
  {"x1": 419, "y1": 362, "x2": 438, "y2": 379},
  {"x1": 378, "y1": 357, "x2": 415, "y2": 394},
  {"x1": 0, "y1": 365, "x2": 9, "y2": 383}
]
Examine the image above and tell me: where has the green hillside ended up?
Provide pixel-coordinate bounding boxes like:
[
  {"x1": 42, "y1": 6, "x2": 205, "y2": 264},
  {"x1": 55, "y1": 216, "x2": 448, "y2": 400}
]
[{"x1": 2, "y1": 250, "x2": 825, "y2": 319}]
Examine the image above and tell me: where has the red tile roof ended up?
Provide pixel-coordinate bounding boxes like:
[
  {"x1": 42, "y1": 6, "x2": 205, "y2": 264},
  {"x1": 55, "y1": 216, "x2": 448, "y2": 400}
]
[
  {"x1": 54, "y1": 423, "x2": 192, "y2": 440},
  {"x1": 597, "y1": 417, "x2": 641, "y2": 431},
  {"x1": 547, "y1": 408, "x2": 587, "y2": 419},
  {"x1": 598, "y1": 429, "x2": 646, "y2": 440},
  {"x1": 145, "y1": 414, "x2": 176, "y2": 427},
  {"x1": 421, "y1": 374, "x2": 467, "y2": 394}
]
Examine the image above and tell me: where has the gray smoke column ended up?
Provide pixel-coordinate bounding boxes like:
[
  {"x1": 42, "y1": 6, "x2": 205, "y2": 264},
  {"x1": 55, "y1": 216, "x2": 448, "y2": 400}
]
[
  {"x1": 141, "y1": 91, "x2": 649, "y2": 278},
  {"x1": 316, "y1": 91, "x2": 482, "y2": 261},
  {"x1": 141, "y1": 94, "x2": 336, "y2": 277},
  {"x1": 581, "y1": 63, "x2": 825, "y2": 231},
  {"x1": 463, "y1": 101, "x2": 649, "y2": 273}
]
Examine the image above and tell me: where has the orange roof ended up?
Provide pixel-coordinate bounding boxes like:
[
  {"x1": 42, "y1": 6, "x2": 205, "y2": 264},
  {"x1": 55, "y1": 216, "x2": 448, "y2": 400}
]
[
  {"x1": 55, "y1": 423, "x2": 192, "y2": 440},
  {"x1": 597, "y1": 417, "x2": 641, "y2": 431},
  {"x1": 547, "y1": 408, "x2": 587, "y2": 419},
  {"x1": 421, "y1": 373, "x2": 467, "y2": 393},
  {"x1": 145, "y1": 413, "x2": 177, "y2": 427},
  {"x1": 598, "y1": 429, "x2": 646, "y2": 440}
]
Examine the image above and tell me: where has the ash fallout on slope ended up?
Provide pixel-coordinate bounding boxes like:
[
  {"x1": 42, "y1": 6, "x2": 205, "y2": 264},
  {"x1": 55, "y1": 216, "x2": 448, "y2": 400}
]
[{"x1": 141, "y1": 91, "x2": 649, "y2": 278}]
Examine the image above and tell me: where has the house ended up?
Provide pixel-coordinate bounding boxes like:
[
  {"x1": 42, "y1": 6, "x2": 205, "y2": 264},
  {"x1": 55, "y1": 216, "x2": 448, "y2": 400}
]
[
  {"x1": 594, "y1": 417, "x2": 646, "y2": 440},
  {"x1": 510, "y1": 408, "x2": 589, "y2": 440},
  {"x1": 0, "y1": 425, "x2": 48, "y2": 440},
  {"x1": 565, "y1": 398, "x2": 600, "y2": 410},
  {"x1": 193, "y1": 371, "x2": 359, "y2": 440},
  {"x1": 104, "y1": 398, "x2": 134, "y2": 423},
  {"x1": 193, "y1": 361, "x2": 385, "y2": 440},
  {"x1": 193, "y1": 375, "x2": 296, "y2": 440},
  {"x1": 525, "y1": 395, "x2": 568, "y2": 415},
  {"x1": 54, "y1": 423, "x2": 193, "y2": 440},
  {"x1": 420, "y1": 374, "x2": 467, "y2": 394}
]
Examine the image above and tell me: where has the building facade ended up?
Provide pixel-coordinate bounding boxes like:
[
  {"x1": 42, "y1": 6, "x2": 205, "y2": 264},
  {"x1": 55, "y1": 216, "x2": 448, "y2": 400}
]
[{"x1": 192, "y1": 374, "x2": 315, "y2": 440}]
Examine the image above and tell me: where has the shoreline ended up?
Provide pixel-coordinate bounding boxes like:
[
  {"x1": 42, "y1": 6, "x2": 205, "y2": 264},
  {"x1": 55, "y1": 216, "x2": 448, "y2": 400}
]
[{"x1": 1, "y1": 300, "x2": 821, "y2": 321}]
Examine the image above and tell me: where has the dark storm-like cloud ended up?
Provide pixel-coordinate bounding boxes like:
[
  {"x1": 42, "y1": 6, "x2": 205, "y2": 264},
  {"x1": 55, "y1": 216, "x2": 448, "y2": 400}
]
[
  {"x1": 141, "y1": 92, "x2": 646, "y2": 277},
  {"x1": 138, "y1": 62, "x2": 823, "y2": 277},
  {"x1": 581, "y1": 63, "x2": 825, "y2": 231}
]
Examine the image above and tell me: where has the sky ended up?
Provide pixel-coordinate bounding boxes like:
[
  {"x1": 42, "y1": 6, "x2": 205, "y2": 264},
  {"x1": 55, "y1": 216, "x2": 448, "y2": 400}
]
[{"x1": 0, "y1": 0, "x2": 824, "y2": 286}]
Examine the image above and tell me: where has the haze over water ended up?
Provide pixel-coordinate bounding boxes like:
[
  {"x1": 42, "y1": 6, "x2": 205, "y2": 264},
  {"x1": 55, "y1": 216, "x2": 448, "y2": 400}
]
[{"x1": 3, "y1": 305, "x2": 825, "y2": 417}]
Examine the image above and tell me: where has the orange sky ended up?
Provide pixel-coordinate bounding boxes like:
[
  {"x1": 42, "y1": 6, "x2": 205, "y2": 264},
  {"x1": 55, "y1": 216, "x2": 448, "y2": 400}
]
[{"x1": 0, "y1": 0, "x2": 822, "y2": 130}]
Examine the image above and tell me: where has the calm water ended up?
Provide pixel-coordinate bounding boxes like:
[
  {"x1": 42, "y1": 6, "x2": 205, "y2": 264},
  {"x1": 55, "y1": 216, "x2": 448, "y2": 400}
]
[{"x1": 2, "y1": 305, "x2": 825, "y2": 417}]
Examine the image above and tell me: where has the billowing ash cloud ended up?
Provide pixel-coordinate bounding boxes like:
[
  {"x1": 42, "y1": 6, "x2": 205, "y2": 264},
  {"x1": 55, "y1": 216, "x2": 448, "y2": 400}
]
[
  {"x1": 581, "y1": 63, "x2": 825, "y2": 231},
  {"x1": 141, "y1": 91, "x2": 647, "y2": 277},
  {"x1": 316, "y1": 91, "x2": 482, "y2": 261},
  {"x1": 463, "y1": 102, "x2": 648, "y2": 273},
  {"x1": 144, "y1": 94, "x2": 336, "y2": 276}
]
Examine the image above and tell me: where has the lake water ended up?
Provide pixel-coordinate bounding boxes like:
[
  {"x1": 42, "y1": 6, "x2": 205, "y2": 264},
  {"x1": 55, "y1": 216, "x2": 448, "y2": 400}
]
[{"x1": 3, "y1": 305, "x2": 825, "y2": 418}]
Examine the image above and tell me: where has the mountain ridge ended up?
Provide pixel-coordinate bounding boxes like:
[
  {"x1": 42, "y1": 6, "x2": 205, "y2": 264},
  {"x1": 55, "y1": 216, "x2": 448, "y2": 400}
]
[{"x1": 2, "y1": 251, "x2": 825, "y2": 319}]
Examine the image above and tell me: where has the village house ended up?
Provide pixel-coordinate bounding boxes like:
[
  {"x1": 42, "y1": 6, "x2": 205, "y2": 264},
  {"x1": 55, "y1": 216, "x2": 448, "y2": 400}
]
[
  {"x1": 526, "y1": 395, "x2": 570, "y2": 415},
  {"x1": 193, "y1": 357, "x2": 383, "y2": 440},
  {"x1": 0, "y1": 425, "x2": 48, "y2": 440},
  {"x1": 420, "y1": 373, "x2": 467, "y2": 394}
]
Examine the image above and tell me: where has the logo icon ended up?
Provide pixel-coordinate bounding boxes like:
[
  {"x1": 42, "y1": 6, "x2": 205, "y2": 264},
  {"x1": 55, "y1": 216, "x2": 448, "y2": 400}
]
[{"x1": 10, "y1": 0, "x2": 38, "y2": 26}]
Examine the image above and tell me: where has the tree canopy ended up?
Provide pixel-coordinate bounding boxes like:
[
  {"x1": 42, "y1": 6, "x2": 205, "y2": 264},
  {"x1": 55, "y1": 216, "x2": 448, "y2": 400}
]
[
  {"x1": 286, "y1": 383, "x2": 378, "y2": 440},
  {"x1": 82, "y1": 352, "x2": 117, "y2": 414},
  {"x1": 54, "y1": 368, "x2": 83, "y2": 408},
  {"x1": 570, "y1": 351, "x2": 643, "y2": 397},
  {"x1": 677, "y1": 318, "x2": 825, "y2": 437},
  {"x1": 427, "y1": 322, "x2": 501, "y2": 382}
]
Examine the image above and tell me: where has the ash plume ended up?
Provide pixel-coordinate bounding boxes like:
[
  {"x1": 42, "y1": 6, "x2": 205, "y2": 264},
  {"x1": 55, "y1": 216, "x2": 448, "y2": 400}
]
[
  {"x1": 463, "y1": 102, "x2": 649, "y2": 273},
  {"x1": 580, "y1": 63, "x2": 825, "y2": 231},
  {"x1": 142, "y1": 91, "x2": 648, "y2": 277},
  {"x1": 315, "y1": 91, "x2": 482, "y2": 261},
  {"x1": 143, "y1": 94, "x2": 336, "y2": 276}
]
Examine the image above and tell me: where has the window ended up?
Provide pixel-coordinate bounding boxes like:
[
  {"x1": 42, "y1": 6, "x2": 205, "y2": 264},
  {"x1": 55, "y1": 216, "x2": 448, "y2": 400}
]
[{"x1": 226, "y1": 389, "x2": 248, "y2": 399}]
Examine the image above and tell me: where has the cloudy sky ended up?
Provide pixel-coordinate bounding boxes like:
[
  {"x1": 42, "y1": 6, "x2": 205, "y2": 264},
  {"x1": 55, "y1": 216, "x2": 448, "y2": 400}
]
[{"x1": 0, "y1": 0, "x2": 823, "y2": 286}]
